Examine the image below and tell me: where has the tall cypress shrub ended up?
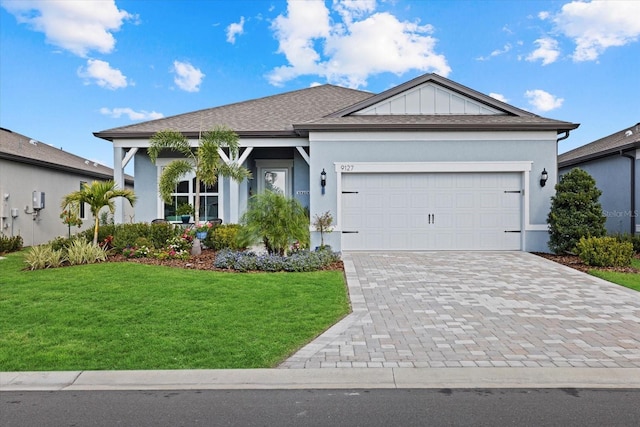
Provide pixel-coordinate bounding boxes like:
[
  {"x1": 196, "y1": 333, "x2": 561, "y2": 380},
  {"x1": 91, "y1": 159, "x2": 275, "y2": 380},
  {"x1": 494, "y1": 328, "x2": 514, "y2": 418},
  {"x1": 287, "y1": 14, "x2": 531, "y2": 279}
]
[{"x1": 547, "y1": 168, "x2": 606, "y2": 254}]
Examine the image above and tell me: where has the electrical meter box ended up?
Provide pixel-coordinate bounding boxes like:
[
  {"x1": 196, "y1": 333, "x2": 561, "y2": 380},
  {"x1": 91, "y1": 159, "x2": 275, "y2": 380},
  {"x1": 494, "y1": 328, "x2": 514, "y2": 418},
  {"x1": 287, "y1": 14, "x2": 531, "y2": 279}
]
[{"x1": 32, "y1": 191, "x2": 45, "y2": 210}]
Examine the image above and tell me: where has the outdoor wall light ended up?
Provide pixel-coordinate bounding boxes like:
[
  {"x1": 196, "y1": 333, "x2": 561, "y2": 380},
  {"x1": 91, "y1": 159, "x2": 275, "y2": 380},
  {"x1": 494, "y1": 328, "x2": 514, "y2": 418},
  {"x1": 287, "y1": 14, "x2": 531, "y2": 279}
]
[
  {"x1": 321, "y1": 168, "x2": 327, "y2": 195},
  {"x1": 540, "y1": 168, "x2": 548, "y2": 187}
]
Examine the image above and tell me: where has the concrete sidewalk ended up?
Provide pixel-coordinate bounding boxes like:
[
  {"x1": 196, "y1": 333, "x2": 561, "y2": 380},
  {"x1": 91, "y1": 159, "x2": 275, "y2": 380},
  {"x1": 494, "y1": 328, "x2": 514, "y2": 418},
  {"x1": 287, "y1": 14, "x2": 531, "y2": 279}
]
[{"x1": 2, "y1": 367, "x2": 640, "y2": 391}]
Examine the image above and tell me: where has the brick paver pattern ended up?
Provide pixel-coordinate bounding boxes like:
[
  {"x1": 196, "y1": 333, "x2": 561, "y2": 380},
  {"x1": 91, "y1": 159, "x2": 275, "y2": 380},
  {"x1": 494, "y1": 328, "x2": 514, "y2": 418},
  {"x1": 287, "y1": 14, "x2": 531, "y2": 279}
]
[{"x1": 280, "y1": 252, "x2": 640, "y2": 369}]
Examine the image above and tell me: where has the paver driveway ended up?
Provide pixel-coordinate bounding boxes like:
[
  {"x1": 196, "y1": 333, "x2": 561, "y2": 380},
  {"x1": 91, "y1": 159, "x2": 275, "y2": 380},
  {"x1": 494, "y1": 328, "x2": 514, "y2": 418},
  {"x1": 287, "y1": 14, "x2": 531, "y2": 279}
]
[{"x1": 280, "y1": 252, "x2": 640, "y2": 369}]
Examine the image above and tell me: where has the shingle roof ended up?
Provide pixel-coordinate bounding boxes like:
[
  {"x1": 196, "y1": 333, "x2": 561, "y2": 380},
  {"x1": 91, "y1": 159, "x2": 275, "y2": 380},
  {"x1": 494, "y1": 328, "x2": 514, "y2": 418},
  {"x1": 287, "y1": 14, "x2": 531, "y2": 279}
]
[
  {"x1": 94, "y1": 73, "x2": 578, "y2": 140},
  {"x1": 0, "y1": 127, "x2": 134, "y2": 184},
  {"x1": 558, "y1": 123, "x2": 640, "y2": 167},
  {"x1": 94, "y1": 84, "x2": 374, "y2": 140},
  {"x1": 294, "y1": 114, "x2": 578, "y2": 132}
]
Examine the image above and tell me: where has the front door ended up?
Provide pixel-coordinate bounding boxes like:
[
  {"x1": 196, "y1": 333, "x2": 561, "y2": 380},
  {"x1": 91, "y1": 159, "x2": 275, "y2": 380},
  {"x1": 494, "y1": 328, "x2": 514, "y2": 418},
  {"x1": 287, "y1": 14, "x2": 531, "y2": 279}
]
[{"x1": 255, "y1": 160, "x2": 293, "y2": 197}]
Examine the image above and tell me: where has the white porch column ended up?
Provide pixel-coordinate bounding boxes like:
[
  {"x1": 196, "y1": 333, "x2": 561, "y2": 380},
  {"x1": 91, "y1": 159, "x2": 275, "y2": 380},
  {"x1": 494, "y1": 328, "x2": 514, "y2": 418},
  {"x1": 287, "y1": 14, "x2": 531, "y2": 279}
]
[
  {"x1": 113, "y1": 146, "x2": 125, "y2": 224},
  {"x1": 224, "y1": 147, "x2": 253, "y2": 224},
  {"x1": 229, "y1": 180, "x2": 239, "y2": 223}
]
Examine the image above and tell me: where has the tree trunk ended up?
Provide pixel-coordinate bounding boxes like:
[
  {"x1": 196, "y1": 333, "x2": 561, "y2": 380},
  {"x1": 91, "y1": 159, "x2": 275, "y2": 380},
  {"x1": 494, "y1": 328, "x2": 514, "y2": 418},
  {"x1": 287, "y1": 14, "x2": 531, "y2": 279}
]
[
  {"x1": 194, "y1": 175, "x2": 201, "y2": 225},
  {"x1": 93, "y1": 217, "x2": 100, "y2": 246}
]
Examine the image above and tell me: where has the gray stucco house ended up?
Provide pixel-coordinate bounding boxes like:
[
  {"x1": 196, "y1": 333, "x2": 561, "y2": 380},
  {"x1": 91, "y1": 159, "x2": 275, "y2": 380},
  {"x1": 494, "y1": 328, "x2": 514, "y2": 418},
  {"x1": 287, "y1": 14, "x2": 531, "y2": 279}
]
[
  {"x1": 0, "y1": 127, "x2": 134, "y2": 246},
  {"x1": 95, "y1": 73, "x2": 578, "y2": 252},
  {"x1": 559, "y1": 123, "x2": 640, "y2": 235}
]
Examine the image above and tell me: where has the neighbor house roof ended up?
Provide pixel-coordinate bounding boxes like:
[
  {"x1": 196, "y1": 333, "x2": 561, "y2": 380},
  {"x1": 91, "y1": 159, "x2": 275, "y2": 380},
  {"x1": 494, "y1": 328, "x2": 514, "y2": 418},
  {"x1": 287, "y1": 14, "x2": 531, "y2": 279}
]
[
  {"x1": 94, "y1": 73, "x2": 579, "y2": 141},
  {"x1": 94, "y1": 84, "x2": 374, "y2": 140},
  {"x1": 0, "y1": 127, "x2": 134, "y2": 184},
  {"x1": 558, "y1": 123, "x2": 640, "y2": 168}
]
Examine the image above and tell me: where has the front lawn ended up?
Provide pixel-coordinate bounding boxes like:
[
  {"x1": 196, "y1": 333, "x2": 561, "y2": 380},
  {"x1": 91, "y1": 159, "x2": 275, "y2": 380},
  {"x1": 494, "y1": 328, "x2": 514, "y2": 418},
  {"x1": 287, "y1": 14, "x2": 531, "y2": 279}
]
[
  {"x1": 589, "y1": 258, "x2": 640, "y2": 292},
  {"x1": 0, "y1": 251, "x2": 349, "y2": 371}
]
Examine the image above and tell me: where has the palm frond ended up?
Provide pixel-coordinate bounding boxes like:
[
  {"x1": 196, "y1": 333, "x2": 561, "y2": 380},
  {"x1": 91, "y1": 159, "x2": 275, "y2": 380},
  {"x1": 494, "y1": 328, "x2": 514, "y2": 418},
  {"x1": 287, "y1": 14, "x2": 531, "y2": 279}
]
[
  {"x1": 218, "y1": 162, "x2": 253, "y2": 182},
  {"x1": 148, "y1": 129, "x2": 193, "y2": 163},
  {"x1": 158, "y1": 160, "x2": 193, "y2": 203}
]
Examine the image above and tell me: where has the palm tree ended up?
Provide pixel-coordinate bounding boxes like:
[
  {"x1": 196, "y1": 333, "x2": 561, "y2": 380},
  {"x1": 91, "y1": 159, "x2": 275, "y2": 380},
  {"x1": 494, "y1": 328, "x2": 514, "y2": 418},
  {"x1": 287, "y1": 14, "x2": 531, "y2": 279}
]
[
  {"x1": 61, "y1": 180, "x2": 136, "y2": 245},
  {"x1": 148, "y1": 126, "x2": 251, "y2": 224}
]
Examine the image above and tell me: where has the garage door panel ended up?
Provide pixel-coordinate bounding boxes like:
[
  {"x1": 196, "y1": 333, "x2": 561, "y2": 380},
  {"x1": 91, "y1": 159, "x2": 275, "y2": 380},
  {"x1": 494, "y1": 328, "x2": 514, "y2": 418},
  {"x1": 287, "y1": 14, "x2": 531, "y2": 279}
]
[{"x1": 341, "y1": 172, "x2": 522, "y2": 251}]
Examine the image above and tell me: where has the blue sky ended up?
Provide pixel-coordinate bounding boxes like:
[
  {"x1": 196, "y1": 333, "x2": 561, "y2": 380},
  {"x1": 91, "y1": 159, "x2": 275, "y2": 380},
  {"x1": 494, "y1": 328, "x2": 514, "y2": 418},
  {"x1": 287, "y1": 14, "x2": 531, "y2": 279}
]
[{"x1": 1, "y1": 0, "x2": 639, "y2": 170}]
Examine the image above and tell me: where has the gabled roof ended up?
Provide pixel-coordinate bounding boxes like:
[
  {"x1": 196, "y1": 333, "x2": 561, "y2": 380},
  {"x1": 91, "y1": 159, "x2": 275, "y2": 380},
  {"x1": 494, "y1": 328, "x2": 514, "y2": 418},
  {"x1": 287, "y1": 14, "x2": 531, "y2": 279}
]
[
  {"x1": 558, "y1": 123, "x2": 640, "y2": 168},
  {"x1": 328, "y1": 73, "x2": 533, "y2": 118},
  {"x1": 0, "y1": 127, "x2": 134, "y2": 184},
  {"x1": 94, "y1": 84, "x2": 374, "y2": 140},
  {"x1": 295, "y1": 73, "x2": 578, "y2": 134}
]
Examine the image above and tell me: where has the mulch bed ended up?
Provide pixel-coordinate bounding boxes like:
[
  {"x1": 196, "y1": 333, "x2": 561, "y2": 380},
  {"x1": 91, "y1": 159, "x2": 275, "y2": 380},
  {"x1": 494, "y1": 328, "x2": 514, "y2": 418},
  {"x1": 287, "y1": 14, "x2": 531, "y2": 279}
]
[
  {"x1": 533, "y1": 252, "x2": 640, "y2": 274},
  {"x1": 107, "y1": 248, "x2": 634, "y2": 275},
  {"x1": 108, "y1": 249, "x2": 344, "y2": 272}
]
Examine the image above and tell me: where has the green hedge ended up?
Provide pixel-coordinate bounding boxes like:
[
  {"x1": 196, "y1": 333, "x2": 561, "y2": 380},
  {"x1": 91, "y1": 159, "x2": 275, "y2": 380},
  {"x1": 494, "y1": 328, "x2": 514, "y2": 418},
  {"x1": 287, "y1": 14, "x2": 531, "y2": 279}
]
[
  {"x1": 0, "y1": 235, "x2": 23, "y2": 254},
  {"x1": 576, "y1": 236, "x2": 634, "y2": 267},
  {"x1": 205, "y1": 224, "x2": 246, "y2": 251},
  {"x1": 78, "y1": 222, "x2": 182, "y2": 253}
]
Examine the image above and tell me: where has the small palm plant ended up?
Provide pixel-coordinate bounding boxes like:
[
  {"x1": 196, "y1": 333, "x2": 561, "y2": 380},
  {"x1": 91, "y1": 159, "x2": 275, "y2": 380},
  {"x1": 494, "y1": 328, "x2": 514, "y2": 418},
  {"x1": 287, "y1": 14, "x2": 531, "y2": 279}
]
[
  {"x1": 240, "y1": 191, "x2": 310, "y2": 256},
  {"x1": 61, "y1": 180, "x2": 136, "y2": 245}
]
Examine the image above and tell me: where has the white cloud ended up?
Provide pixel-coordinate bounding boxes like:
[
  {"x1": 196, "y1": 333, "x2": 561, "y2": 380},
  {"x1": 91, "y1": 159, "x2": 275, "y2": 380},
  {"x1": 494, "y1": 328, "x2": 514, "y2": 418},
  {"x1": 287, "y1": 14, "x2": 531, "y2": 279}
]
[
  {"x1": 489, "y1": 93, "x2": 508, "y2": 103},
  {"x1": 267, "y1": 0, "x2": 450, "y2": 88},
  {"x1": 538, "y1": 11, "x2": 550, "y2": 20},
  {"x1": 1, "y1": 0, "x2": 133, "y2": 57},
  {"x1": 78, "y1": 59, "x2": 127, "y2": 89},
  {"x1": 172, "y1": 60, "x2": 205, "y2": 92},
  {"x1": 477, "y1": 43, "x2": 512, "y2": 61},
  {"x1": 525, "y1": 89, "x2": 564, "y2": 112},
  {"x1": 526, "y1": 37, "x2": 560, "y2": 65},
  {"x1": 553, "y1": 0, "x2": 640, "y2": 62},
  {"x1": 100, "y1": 107, "x2": 164, "y2": 121},
  {"x1": 226, "y1": 16, "x2": 245, "y2": 44}
]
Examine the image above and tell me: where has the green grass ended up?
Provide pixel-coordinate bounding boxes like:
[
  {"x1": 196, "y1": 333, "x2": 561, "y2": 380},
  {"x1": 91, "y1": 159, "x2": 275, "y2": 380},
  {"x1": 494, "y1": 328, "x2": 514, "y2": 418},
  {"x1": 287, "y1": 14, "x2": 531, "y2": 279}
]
[
  {"x1": 589, "y1": 258, "x2": 640, "y2": 292},
  {"x1": 0, "y1": 251, "x2": 349, "y2": 371}
]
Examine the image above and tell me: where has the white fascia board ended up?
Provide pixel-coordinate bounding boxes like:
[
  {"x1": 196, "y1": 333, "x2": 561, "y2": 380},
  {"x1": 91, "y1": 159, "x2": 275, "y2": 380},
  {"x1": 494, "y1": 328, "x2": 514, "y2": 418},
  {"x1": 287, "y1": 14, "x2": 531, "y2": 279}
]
[
  {"x1": 310, "y1": 131, "x2": 555, "y2": 142},
  {"x1": 112, "y1": 137, "x2": 310, "y2": 149},
  {"x1": 112, "y1": 139, "x2": 152, "y2": 148},
  {"x1": 334, "y1": 161, "x2": 533, "y2": 173},
  {"x1": 238, "y1": 138, "x2": 309, "y2": 147}
]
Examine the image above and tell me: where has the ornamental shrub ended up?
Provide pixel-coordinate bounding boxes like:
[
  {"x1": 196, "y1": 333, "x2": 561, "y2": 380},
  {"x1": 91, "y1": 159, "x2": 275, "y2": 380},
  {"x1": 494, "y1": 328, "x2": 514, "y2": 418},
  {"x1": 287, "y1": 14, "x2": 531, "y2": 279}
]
[
  {"x1": 23, "y1": 244, "x2": 65, "y2": 270},
  {"x1": 576, "y1": 236, "x2": 634, "y2": 267},
  {"x1": 66, "y1": 239, "x2": 107, "y2": 265},
  {"x1": 547, "y1": 168, "x2": 606, "y2": 254},
  {"x1": 0, "y1": 235, "x2": 23, "y2": 254},
  {"x1": 614, "y1": 233, "x2": 640, "y2": 253},
  {"x1": 207, "y1": 224, "x2": 245, "y2": 251},
  {"x1": 213, "y1": 248, "x2": 340, "y2": 272}
]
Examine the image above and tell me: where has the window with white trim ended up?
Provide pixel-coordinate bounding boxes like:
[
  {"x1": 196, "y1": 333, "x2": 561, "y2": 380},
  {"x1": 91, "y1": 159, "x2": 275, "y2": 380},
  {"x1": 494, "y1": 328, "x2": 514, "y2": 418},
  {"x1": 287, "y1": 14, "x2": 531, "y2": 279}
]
[{"x1": 163, "y1": 175, "x2": 219, "y2": 222}]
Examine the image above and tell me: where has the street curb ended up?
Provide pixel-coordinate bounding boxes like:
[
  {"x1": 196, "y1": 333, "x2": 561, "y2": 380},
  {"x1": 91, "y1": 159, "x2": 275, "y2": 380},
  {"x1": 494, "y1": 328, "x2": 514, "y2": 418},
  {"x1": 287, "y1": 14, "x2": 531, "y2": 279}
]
[{"x1": 2, "y1": 368, "x2": 639, "y2": 391}]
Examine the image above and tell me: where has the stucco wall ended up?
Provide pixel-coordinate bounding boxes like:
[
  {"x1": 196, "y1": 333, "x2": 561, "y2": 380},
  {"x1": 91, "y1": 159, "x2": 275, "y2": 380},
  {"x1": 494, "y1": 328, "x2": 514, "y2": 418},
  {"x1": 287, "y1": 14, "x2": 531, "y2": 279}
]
[
  {"x1": 309, "y1": 130, "x2": 559, "y2": 252},
  {"x1": 559, "y1": 153, "x2": 637, "y2": 235},
  {"x1": 0, "y1": 159, "x2": 134, "y2": 247}
]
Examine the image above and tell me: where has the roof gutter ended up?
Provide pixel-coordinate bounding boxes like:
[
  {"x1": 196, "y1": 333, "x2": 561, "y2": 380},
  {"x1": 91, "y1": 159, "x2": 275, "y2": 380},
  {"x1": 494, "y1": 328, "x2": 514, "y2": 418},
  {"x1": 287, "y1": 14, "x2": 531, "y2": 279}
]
[
  {"x1": 620, "y1": 149, "x2": 636, "y2": 234},
  {"x1": 556, "y1": 130, "x2": 570, "y2": 142}
]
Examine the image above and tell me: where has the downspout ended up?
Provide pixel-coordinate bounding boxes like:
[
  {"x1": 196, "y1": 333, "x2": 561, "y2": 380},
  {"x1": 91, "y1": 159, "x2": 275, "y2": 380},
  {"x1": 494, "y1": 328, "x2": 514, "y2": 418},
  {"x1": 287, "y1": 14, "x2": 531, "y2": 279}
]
[
  {"x1": 620, "y1": 150, "x2": 636, "y2": 234},
  {"x1": 556, "y1": 130, "x2": 570, "y2": 143}
]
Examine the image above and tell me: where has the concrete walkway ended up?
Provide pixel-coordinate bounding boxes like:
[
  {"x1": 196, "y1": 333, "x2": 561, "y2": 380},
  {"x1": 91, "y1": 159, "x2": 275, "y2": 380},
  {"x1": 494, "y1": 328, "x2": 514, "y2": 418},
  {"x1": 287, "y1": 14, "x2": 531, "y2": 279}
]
[
  {"x1": 2, "y1": 251, "x2": 639, "y2": 391},
  {"x1": 281, "y1": 252, "x2": 640, "y2": 370}
]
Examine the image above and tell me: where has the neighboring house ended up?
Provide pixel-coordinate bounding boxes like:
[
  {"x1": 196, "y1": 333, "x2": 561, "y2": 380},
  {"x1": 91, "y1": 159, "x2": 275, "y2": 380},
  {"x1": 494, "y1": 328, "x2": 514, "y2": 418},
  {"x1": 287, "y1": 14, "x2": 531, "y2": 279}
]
[
  {"x1": 0, "y1": 127, "x2": 134, "y2": 246},
  {"x1": 559, "y1": 123, "x2": 640, "y2": 235},
  {"x1": 95, "y1": 73, "x2": 578, "y2": 252}
]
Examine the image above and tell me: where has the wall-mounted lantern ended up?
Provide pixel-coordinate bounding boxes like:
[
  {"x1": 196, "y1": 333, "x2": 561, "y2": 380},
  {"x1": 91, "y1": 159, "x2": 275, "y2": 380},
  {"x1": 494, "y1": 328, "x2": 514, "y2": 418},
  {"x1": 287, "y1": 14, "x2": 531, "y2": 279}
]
[
  {"x1": 540, "y1": 168, "x2": 548, "y2": 187},
  {"x1": 320, "y1": 169, "x2": 327, "y2": 195}
]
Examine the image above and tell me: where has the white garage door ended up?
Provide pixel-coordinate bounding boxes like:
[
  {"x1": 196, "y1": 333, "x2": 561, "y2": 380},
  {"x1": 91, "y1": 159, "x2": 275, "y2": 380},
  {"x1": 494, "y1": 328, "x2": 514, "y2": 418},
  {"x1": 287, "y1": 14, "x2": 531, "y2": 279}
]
[{"x1": 341, "y1": 173, "x2": 522, "y2": 250}]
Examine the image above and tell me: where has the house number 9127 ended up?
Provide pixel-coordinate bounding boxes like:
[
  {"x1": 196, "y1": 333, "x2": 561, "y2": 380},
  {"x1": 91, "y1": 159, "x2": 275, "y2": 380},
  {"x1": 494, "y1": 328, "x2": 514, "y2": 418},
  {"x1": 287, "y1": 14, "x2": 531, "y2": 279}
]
[{"x1": 341, "y1": 164, "x2": 355, "y2": 172}]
